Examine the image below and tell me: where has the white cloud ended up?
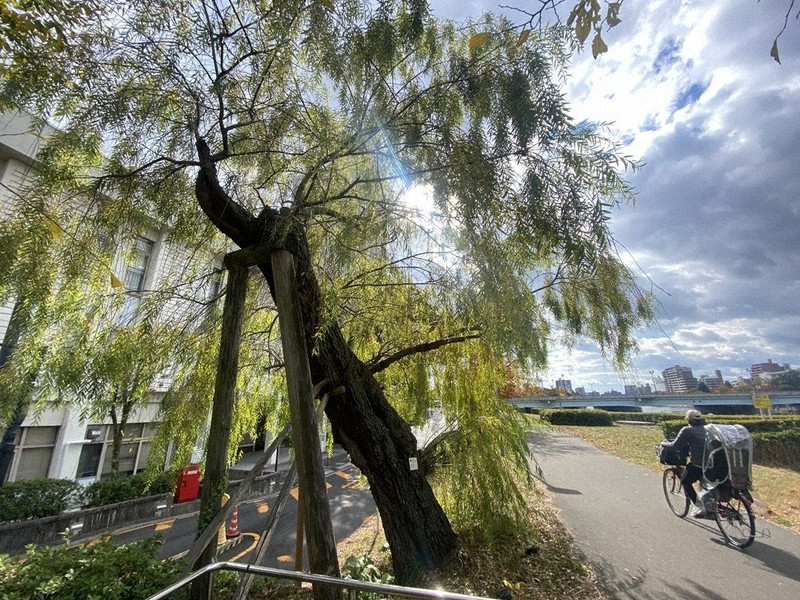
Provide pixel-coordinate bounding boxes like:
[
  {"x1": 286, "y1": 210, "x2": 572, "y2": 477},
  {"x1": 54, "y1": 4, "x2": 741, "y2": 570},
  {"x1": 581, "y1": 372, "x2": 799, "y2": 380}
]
[{"x1": 432, "y1": 1, "x2": 800, "y2": 391}]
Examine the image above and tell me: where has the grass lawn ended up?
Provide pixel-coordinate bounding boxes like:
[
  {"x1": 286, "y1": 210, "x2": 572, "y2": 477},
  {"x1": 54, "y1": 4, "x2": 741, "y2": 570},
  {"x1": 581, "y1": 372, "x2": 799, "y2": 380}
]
[{"x1": 559, "y1": 423, "x2": 800, "y2": 534}]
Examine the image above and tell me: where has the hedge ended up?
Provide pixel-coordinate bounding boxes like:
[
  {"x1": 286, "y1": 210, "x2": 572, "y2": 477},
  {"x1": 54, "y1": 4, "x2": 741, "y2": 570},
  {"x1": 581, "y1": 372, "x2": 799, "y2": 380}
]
[
  {"x1": 603, "y1": 411, "x2": 678, "y2": 424},
  {"x1": 752, "y1": 430, "x2": 800, "y2": 469},
  {"x1": 541, "y1": 409, "x2": 614, "y2": 426},
  {"x1": 0, "y1": 479, "x2": 82, "y2": 524},
  {"x1": 0, "y1": 471, "x2": 177, "y2": 524},
  {"x1": 83, "y1": 471, "x2": 176, "y2": 508},
  {"x1": 660, "y1": 415, "x2": 800, "y2": 439}
]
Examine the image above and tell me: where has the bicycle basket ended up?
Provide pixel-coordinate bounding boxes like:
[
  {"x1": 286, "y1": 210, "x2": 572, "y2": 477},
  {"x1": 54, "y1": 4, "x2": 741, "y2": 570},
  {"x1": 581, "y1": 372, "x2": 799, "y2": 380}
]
[{"x1": 658, "y1": 442, "x2": 686, "y2": 466}]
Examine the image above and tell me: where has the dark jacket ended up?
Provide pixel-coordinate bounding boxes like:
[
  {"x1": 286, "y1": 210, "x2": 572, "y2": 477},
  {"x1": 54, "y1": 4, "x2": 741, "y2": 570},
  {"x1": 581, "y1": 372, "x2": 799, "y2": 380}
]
[{"x1": 664, "y1": 422, "x2": 706, "y2": 466}]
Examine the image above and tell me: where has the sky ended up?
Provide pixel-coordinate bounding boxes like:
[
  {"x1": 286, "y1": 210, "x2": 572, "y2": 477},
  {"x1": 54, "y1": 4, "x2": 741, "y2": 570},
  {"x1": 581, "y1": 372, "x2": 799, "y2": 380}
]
[{"x1": 429, "y1": 1, "x2": 800, "y2": 392}]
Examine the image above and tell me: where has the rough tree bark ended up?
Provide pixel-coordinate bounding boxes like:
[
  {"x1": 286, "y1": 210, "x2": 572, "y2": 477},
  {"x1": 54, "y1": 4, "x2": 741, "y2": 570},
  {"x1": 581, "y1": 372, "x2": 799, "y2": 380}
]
[{"x1": 194, "y1": 139, "x2": 457, "y2": 583}]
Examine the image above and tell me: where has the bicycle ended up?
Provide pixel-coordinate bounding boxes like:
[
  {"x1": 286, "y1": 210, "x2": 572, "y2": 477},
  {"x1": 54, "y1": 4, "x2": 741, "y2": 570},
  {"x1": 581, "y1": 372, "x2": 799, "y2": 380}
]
[
  {"x1": 659, "y1": 440, "x2": 757, "y2": 549},
  {"x1": 662, "y1": 463, "x2": 690, "y2": 517},
  {"x1": 712, "y1": 481, "x2": 756, "y2": 549}
]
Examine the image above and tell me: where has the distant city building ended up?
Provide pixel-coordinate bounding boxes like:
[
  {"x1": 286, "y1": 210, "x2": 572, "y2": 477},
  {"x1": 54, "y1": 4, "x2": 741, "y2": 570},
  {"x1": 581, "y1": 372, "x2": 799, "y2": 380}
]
[
  {"x1": 574, "y1": 386, "x2": 586, "y2": 395},
  {"x1": 625, "y1": 383, "x2": 653, "y2": 395},
  {"x1": 750, "y1": 359, "x2": 790, "y2": 378},
  {"x1": 555, "y1": 378, "x2": 574, "y2": 394},
  {"x1": 661, "y1": 365, "x2": 698, "y2": 393},
  {"x1": 699, "y1": 370, "x2": 725, "y2": 391}
]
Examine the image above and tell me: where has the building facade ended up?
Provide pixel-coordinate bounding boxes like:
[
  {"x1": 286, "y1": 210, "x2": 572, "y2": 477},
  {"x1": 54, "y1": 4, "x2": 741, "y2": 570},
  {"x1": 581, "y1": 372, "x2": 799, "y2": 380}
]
[
  {"x1": 0, "y1": 111, "x2": 223, "y2": 485},
  {"x1": 661, "y1": 365, "x2": 698, "y2": 393},
  {"x1": 699, "y1": 369, "x2": 725, "y2": 391},
  {"x1": 750, "y1": 359, "x2": 790, "y2": 378},
  {"x1": 555, "y1": 378, "x2": 574, "y2": 395}
]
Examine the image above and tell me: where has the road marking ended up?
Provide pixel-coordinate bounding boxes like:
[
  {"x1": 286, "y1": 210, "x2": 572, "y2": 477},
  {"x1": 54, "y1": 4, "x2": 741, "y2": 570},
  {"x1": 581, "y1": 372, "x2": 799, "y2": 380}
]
[
  {"x1": 290, "y1": 481, "x2": 331, "y2": 500},
  {"x1": 111, "y1": 511, "x2": 196, "y2": 537},
  {"x1": 230, "y1": 533, "x2": 260, "y2": 561},
  {"x1": 332, "y1": 470, "x2": 352, "y2": 480},
  {"x1": 155, "y1": 519, "x2": 175, "y2": 532},
  {"x1": 277, "y1": 554, "x2": 292, "y2": 563}
]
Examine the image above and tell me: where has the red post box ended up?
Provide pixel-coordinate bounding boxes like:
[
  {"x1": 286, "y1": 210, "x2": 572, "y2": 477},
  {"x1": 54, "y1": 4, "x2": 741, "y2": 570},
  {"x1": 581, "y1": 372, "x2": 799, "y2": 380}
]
[{"x1": 174, "y1": 465, "x2": 201, "y2": 503}]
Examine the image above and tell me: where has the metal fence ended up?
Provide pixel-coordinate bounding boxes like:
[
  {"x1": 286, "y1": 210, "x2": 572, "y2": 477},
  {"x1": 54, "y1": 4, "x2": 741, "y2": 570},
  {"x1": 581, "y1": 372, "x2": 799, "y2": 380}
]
[{"x1": 145, "y1": 561, "x2": 493, "y2": 600}]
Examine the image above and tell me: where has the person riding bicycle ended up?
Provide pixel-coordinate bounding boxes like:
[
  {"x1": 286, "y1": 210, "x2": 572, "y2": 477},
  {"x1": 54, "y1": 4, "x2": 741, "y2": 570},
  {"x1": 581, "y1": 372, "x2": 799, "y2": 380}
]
[{"x1": 661, "y1": 409, "x2": 707, "y2": 517}]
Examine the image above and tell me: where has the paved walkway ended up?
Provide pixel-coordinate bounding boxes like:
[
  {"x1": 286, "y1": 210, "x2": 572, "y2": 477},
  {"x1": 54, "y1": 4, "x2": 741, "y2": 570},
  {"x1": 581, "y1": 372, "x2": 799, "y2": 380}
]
[{"x1": 530, "y1": 429, "x2": 800, "y2": 599}]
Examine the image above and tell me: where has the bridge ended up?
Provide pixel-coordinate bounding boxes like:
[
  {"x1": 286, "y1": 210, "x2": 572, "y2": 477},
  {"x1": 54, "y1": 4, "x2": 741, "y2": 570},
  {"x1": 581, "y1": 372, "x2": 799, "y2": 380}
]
[{"x1": 508, "y1": 391, "x2": 800, "y2": 413}]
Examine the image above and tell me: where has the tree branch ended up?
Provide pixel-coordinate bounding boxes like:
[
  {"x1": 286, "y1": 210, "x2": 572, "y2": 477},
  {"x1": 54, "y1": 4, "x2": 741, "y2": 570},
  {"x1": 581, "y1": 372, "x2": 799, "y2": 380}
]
[{"x1": 368, "y1": 329, "x2": 482, "y2": 374}]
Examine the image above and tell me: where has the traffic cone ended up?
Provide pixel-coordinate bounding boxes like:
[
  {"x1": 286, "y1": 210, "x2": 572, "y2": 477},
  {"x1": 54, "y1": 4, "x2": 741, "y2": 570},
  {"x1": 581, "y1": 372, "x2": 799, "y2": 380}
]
[{"x1": 226, "y1": 503, "x2": 240, "y2": 538}]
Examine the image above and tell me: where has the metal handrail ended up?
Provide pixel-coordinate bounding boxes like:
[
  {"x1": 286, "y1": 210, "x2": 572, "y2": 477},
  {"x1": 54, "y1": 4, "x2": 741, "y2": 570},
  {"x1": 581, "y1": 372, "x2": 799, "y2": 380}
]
[{"x1": 145, "y1": 561, "x2": 493, "y2": 600}]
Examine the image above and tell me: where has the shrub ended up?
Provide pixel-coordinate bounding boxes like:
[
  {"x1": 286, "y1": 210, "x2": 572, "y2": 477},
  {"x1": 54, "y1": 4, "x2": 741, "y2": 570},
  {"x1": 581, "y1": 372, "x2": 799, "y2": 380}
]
[
  {"x1": 0, "y1": 535, "x2": 187, "y2": 600},
  {"x1": 752, "y1": 430, "x2": 800, "y2": 470},
  {"x1": 83, "y1": 471, "x2": 176, "y2": 508},
  {"x1": 0, "y1": 479, "x2": 82, "y2": 524},
  {"x1": 541, "y1": 409, "x2": 614, "y2": 426},
  {"x1": 603, "y1": 411, "x2": 677, "y2": 424},
  {"x1": 343, "y1": 553, "x2": 395, "y2": 600}
]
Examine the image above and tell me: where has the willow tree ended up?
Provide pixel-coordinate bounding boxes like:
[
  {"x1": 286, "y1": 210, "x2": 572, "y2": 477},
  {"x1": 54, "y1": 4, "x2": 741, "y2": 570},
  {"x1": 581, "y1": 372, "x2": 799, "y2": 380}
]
[{"x1": 1, "y1": 0, "x2": 652, "y2": 581}]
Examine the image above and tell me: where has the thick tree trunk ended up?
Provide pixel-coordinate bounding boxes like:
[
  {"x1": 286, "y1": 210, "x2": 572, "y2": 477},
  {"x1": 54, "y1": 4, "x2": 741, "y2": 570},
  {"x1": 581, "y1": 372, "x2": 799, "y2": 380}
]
[
  {"x1": 317, "y1": 331, "x2": 458, "y2": 582},
  {"x1": 195, "y1": 140, "x2": 456, "y2": 583}
]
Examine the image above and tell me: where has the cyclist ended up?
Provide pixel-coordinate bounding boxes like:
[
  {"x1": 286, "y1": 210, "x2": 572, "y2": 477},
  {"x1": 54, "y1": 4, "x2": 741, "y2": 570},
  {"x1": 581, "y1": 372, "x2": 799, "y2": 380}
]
[{"x1": 661, "y1": 409, "x2": 707, "y2": 517}]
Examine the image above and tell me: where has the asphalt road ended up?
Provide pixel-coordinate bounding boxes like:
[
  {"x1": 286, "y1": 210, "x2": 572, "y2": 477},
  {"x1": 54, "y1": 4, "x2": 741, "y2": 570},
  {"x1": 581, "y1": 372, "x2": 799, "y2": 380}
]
[
  {"x1": 113, "y1": 458, "x2": 377, "y2": 569},
  {"x1": 530, "y1": 428, "x2": 800, "y2": 600}
]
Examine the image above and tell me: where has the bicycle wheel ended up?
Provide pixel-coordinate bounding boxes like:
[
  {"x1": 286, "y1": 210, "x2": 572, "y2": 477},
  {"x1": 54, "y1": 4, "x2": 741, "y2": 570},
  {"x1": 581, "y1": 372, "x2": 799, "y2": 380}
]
[
  {"x1": 662, "y1": 468, "x2": 689, "y2": 517},
  {"x1": 715, "y1": 497, "x2": 755, "y2": 549}
]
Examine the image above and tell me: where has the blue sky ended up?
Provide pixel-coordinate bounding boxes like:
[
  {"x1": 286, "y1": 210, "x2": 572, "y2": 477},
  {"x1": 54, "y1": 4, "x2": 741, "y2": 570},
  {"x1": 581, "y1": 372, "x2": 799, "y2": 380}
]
[{"x1": 429, "y1": 1, "x2": 800, "y2": 391}]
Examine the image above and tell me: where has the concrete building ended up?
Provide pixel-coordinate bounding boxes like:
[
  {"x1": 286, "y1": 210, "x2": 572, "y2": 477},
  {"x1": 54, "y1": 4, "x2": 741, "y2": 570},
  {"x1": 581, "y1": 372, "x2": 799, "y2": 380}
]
[
  {"x1": 0, "y1": 111, "x2": 224, "y2": 484},
  {"x1": 555, "y1": 378, "x2": 573, "y2": 395},
  {"x1": 750, "y1": 359, "x2": 790, "y2": 378},
  {"x1": 661, "y1": 365, "x2": 698, "y2": 393},
  {"x1": 699, "y1": 369, "x2": 725, "y2": 391}
]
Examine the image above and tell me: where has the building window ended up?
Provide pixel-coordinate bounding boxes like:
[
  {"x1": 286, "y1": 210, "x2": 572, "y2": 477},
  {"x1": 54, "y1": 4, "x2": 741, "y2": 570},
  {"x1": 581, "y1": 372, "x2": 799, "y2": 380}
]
[
  {"x1": 14, "y1": 426, "x2": 58, "y2": 480},
  {"x1": 75, "y1": 423, "x2": 157, "y2": 480},
  {"x1": 117, "y1": 236, "x2": 155, "y2": 325},
  {"x1": 76, "y1": 443, "x2": 103, "y2": 478}
]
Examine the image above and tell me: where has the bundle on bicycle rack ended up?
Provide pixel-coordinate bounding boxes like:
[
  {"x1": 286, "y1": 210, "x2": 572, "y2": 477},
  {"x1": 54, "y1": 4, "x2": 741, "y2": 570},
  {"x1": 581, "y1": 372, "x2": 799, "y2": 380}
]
[{"x1": 703, "y1": 423, "x2": 753, "y2": 490}]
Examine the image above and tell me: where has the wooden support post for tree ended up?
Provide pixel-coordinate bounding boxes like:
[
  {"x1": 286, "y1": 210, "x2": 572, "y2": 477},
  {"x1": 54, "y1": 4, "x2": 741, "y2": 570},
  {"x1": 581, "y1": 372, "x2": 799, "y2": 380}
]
[
  {"x1": 295, "y1": 487, "x2": 305, "y2": 583},
  {"x1": 233, "y1": 395, "x2": 330, "y2": 600},
  {"x1": 190, "y1": 258, "x2": 249, "y2": 600},
  {"x1": 271, "y1": 249, "x2": 340, "y2": 600},
  {"x1": 183, "y1": 423, "x2": 290, "y2": 570}
]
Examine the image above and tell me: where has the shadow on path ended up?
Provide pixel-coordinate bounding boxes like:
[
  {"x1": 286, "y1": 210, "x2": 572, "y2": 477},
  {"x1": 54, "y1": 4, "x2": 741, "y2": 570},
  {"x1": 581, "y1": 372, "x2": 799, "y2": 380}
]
[{"x1": 586, "y1": 555, "x2": 730, "y2": 600}]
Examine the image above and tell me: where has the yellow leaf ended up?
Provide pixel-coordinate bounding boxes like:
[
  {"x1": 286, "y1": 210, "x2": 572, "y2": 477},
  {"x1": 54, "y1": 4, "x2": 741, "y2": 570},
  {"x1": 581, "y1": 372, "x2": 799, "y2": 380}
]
[
  {"x1": 576, "y1": 20, "x2": 591, "y2": 44},
  {"x1": 110, "y1": 273, "x2": 123, "y2": 289},
  {"x1": 320, "y1": 0, "x2": 334, "y2": 12},
  {"x1": 770, "y1": 39, "x2": 781, "y2": 65},
  {"x1": 591, "y1": 32, "x2": 608, "y2": 59},
  {"x1": 46, "y1": 220, "x2": 62, "y2": 242},
  {"x1": 468, "y1": 32, "x2": 490, "y2": 52},
  {"x1": 517, "y1": 30, "x2": 531, "y2": 46}
]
